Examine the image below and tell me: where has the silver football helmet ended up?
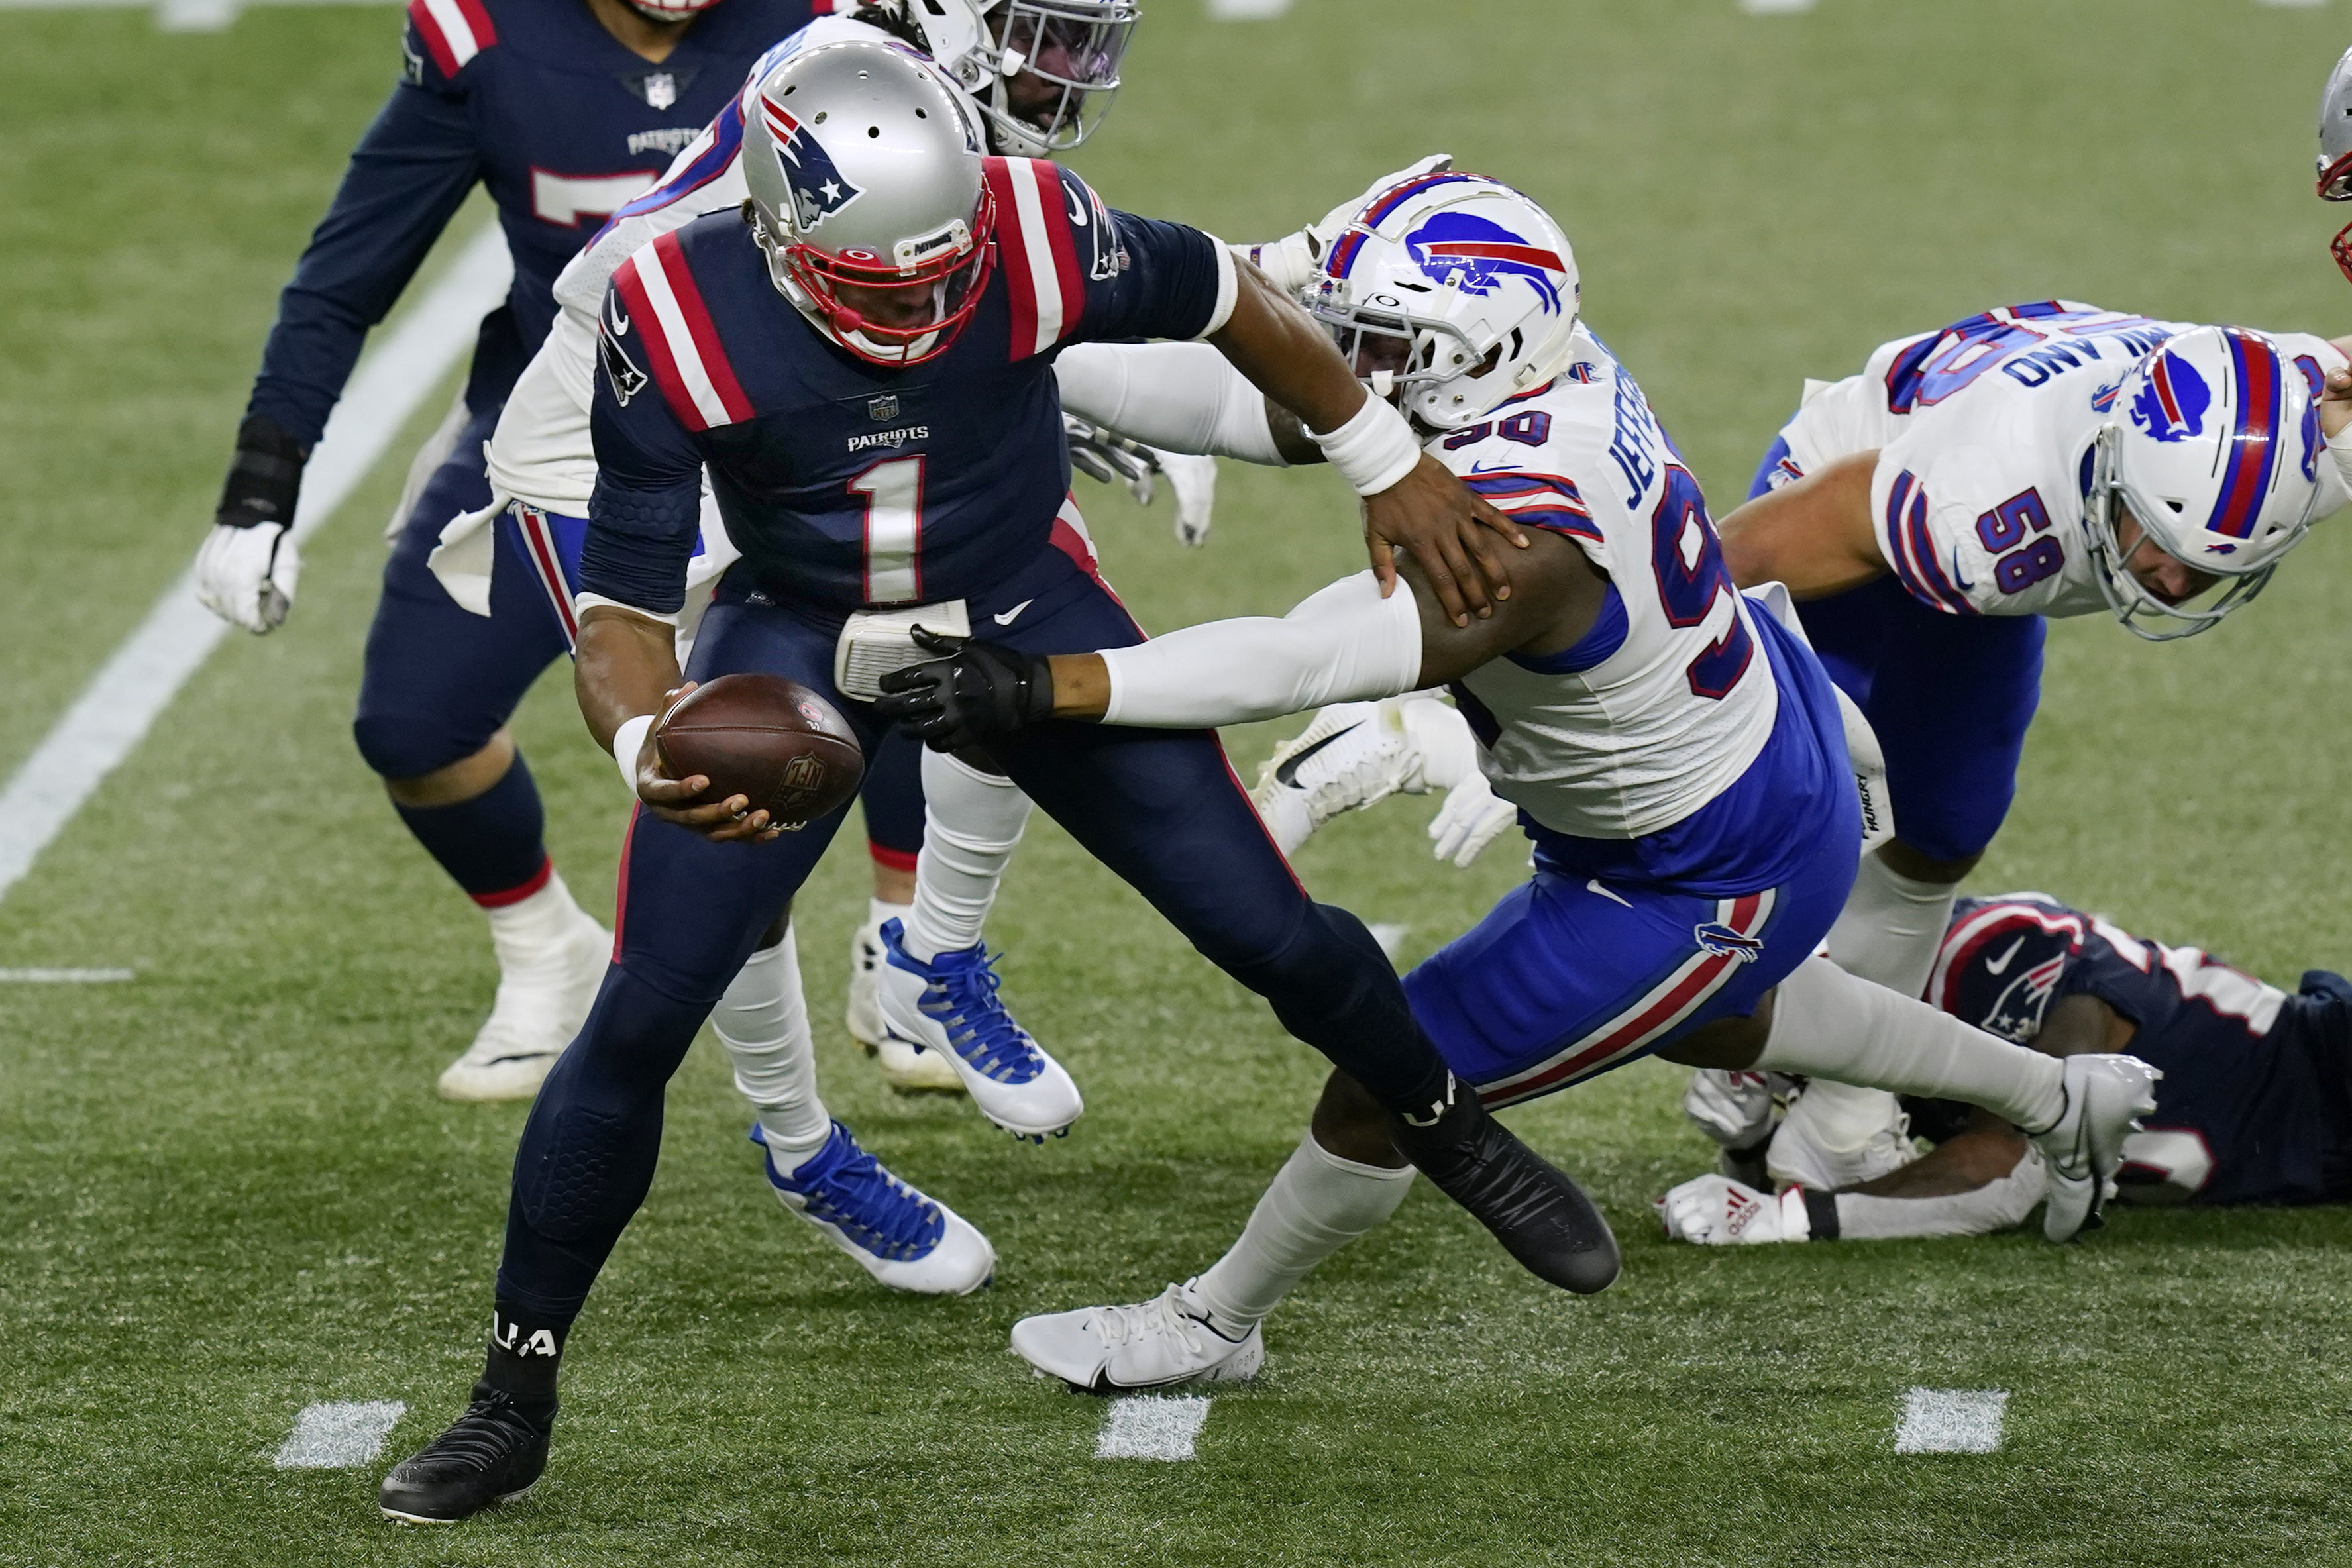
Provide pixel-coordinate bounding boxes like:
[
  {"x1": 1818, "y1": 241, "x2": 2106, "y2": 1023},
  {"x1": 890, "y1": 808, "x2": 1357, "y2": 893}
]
[
  {"x1": 740, "y1": 39, "x2": 996, "y2": 366},
  {"x1": 2318, "y1": 44, "x2": 2352, "y2": 277}
]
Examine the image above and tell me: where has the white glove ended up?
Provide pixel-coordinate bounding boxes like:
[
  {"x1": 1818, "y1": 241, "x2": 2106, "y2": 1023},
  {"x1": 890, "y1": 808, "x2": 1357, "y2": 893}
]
[
  {"x1": 1655, "y1": 1175, "x2": 1810, "y2": 1245},
  {"x1": 2327, "y1": 421, "x2": 2352, "y2": 497},
  {"x1": 194, "y1": 521, "x2": 301, "y2": 634},
  {"x1": 1156, "y1": 450, "x2": 1218, "y2": 547},
  {"x1": 1426, "y1": 772, "x2": 1517, "y2": 867},
  {"x1": 1063, "y1": 413, "x2": 1158, "y2": 496},
  {"x1": 1682, "y1": 1067, "x2": 1779, "y2": 1148}
]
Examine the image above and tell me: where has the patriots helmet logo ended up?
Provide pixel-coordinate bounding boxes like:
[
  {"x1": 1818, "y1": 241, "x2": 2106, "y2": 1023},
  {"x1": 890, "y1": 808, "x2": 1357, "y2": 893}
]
[
  {"x1": 1404, "y1": 212, "x2": 1567, "y2": 313},
  {"x1": 1979, "y1": 956, "x2": 2065, "y2": 1042},
  {"x1": 2128, "y1": 350, "x2": 2211, "y2": 443},
  {"x1": 762, "y1": 100, "x2": 861, "y2": 229},
  {"x1": 1692, "y1": 922, "x2": 1763, "y2": 963}
]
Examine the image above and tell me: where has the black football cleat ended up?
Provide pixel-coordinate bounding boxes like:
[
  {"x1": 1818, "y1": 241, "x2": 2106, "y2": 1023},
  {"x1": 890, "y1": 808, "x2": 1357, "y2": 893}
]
[
  {"x1": 1389, "y1": 1075, "x2": 1620, "y2": 1294},
  {"x1": 378, "y1": 1386, "x2": 552, "y2": 1524}
]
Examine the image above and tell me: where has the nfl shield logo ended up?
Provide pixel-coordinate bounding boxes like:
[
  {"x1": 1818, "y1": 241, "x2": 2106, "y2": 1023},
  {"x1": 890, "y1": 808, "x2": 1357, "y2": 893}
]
[
  {"x1": 867, "y1": 395, "x2": 900, "y2": 422},
  {"x1": 644, "y1": 71, "x2": 676, "y2": 110}
]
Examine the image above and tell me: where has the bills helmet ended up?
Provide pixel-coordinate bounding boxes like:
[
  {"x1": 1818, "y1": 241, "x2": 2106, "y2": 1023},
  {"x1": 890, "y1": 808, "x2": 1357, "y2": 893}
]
[
  {"x1": 1308, "y1": 172, "x2": 1580, "y2": 430},
  {"x1": 958, "y1": 0, "x2": 1137, "y2": 158},
  {"x1": 2319, "y1": 44, "x2": 2352, "y2": 279},
  {"x1": 741, "y1": 40, "x2": 996, "y2": 366},
  {"x1": 2084, "y1": 326, "x2": 2325, "y2": 639}
]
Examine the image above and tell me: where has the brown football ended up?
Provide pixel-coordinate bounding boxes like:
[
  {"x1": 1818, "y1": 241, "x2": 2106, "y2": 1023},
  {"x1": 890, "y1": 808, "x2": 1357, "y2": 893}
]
[{"x1": 652, "y1": 674, "x2": 865, "y2": 829}]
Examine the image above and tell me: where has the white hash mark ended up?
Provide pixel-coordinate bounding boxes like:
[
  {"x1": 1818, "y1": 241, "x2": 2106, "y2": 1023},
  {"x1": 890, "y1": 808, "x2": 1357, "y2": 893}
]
[
  {"x1": 1095, "y1": 1394, "x2": 1210, "y2": 1461},
  {"x1": 274, "y1": 1401, "x2": 407, "y2": 1469},
  {"x1": 0, "y1": 968, "x2": 134, "y2": 982},
  {"x1": 1894, "y1": 1388, "x2": 2007, "y2": 1453}
]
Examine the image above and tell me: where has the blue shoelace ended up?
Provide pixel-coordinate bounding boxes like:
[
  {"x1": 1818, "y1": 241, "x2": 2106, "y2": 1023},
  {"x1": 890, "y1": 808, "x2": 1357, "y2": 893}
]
[
  {"x1": 764, "y1": 1126, "x2": 944, "y2": 1261},
  {"x1": 918, "y1": 947, "x2": 1043, "y2": 1084}
]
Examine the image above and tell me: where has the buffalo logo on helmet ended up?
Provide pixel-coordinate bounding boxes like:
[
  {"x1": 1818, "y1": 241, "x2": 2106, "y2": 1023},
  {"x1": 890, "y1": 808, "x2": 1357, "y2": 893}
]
[
  {"x1": 1403, "y1": 212, "x2": 1567, "y2": 313},
  {"x1": 761, "y1": 99, "x2": 863, "y2": 227},
  {"x1": 2128, "y1": 350, "x2": 2211, "y2": 444},
  {"x1": 1692, "y1": 922, "x2": 1763, "y2": 963}
]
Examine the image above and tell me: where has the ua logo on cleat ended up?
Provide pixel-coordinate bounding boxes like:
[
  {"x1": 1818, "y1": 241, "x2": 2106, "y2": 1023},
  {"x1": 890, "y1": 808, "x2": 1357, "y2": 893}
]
[{"x1": 1400, "y1": 1072, "x2": 1458, "y2": 1128}]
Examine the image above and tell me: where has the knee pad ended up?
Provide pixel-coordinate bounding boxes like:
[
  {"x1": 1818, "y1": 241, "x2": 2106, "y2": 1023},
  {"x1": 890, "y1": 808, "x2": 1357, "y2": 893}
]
[
  {"x1": 352, "y1": 711, "x2": 488, "y2": 782},
  {"x1": 517, "y1": 1104, "x2": 645, "y2": 1243}
]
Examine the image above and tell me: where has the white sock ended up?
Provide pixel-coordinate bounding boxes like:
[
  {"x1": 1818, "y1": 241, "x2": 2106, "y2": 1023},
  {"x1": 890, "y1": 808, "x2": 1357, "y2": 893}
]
[
  {"x1": 867, "y1": 896, "x2": 912, "y2": 933},
  {"x1": 484, "y1": 867, "x2": 595, "y2": 986},
  {"x1": 1834, "y1": 1147, "x2": 2045, "y2": 1240},
  {"x1": 902, "y1": 749, "x2": 1032, "y2": 963},
  {"x1": 1825, "y1": 851, "x2": 1961, "y2": 998},
  {"x1": 1191, "y1": 1134, "x2": 1416, "y2": 1334},
  {"x1": 1756, "y1": 955, "x2": 2064, "y2": 1133},
  {"x1": 712, "y1": 927, "x2": 830, "y2": 1171}
]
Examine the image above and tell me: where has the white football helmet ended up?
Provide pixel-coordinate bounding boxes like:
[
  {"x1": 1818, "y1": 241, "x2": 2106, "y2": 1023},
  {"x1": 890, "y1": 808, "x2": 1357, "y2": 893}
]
[
  {"x1": 1307, "y1": 173, "x2": 1580, "y2": 430},
  {"x1": 2318, "y1": 42, "x2": 2352, "y2": 277},
  {"x1": 2084, "y1": 325, "x2": 2325, "y2": 640},
  {"x1": 961, "y1": 0, "x2": 1138, "y2": 158},
  {"x1": 741, "y1": 40, "x2": 996, "y2": 366}
]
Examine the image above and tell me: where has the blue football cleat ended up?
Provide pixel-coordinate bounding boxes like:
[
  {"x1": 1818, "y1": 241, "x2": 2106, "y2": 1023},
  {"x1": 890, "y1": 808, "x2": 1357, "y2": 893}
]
[
  {"x1": 752, "y1": 1122, "x2": 994, "y2": 1294},
  {"x1": 875, "y1": 920, "x2": 1083, "y2": 1140}
]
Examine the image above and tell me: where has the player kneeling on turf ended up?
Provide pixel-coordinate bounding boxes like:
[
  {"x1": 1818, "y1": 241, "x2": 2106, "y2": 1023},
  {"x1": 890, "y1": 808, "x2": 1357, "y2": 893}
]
[
  {"x1": 877, "y1": 172, "x2": 2158, "y2": 1392},
  {"x1": 1661, "y1": 892, "x2": 2352, "y2": 1243}
]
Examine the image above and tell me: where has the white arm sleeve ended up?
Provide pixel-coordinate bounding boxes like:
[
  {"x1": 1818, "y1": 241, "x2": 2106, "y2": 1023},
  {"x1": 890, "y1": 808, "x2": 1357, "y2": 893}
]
[
  {"x1": 1099, "y1": 571, "x2": 1422, "y2": 728},
  {"x1": 1830, "y1": 1145, "x2": 2045, "y2": 1241},
  {"x1": 485, "y1": 310, "x2": 600, "y2": 513},
  {"x1": 1053, "y1": 342, "x2": 1289, "y2": 468}
]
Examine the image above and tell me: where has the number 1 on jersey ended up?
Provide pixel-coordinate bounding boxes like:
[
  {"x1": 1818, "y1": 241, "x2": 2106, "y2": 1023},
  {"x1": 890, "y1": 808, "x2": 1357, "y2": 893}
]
[{"x1": 850, "y1": 456, "x2": 926, "y2": 604}]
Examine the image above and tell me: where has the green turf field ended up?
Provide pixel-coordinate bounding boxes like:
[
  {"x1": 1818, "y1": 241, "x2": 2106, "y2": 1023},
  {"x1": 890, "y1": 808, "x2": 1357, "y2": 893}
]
[{"x1": 8, "y1": 1, "x2": 2352, "y2": 1562}]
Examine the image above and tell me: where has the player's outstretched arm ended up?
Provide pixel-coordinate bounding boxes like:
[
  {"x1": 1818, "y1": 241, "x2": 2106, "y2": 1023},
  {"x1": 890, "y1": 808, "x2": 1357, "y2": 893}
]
[
  {"x1": 576, "y1": 607, "x2": 780, "y2": 843},
  {"x1": 1717, "y1": 451, "x2": 1890, "y2": 599},
  {"x1": 1206, "y1": 260, "x2": 1528, "y2": 627}
]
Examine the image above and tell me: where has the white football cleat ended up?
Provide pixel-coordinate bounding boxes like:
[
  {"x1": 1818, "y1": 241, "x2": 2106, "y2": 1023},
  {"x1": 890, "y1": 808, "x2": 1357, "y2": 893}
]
[
  {"x1": 848, "y1": 914, "x2": 962, "y2": 1093},
  {"x1": 437, "y1": 880, "x2": 608, "y2": 1102},
  {"x1": 1011, "y1": 1280, "x2": 1264, "y2": 1392},
  {"x1": 1766, "y1": 1080, "x2": 1916, "y2": 1192},
  {"x1": 877, "y1": 921, "x2": 1081, "y2": 1140},
  {"x1": 753, "y1": 1123, "x2": 994, "y2": 1295},
  {"x1": 2033, "y1": 1053, "x2": 2161, "y2": 1242}
]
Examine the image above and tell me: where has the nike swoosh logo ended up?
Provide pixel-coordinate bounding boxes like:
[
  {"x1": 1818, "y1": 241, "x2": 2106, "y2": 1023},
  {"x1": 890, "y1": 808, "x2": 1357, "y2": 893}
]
[
  {"x1": 1587, "y1": 879, "x2": 1631, "y2": 908},
  {"x1": 1467, "y1": 459, "x2": 1516, "y2": 474},
  {"x1": 1949, "y1": 545, "x2": 1974, "y2": 591},
  {"x1": 992, "y1": 600, "x2": 1032, "y2": 626},
  {"x1": 1273, "y1": 723, "x2": 1361, "y2": 787},
  {"x1": 1984, "y1": 935, "x2": 2026, "y2": 976}
]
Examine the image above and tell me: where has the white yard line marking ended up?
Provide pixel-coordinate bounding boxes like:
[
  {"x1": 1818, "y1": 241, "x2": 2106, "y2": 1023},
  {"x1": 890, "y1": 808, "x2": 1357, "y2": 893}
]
[
  {"x1": 1368, "y1": 923, "x2": 1410, "y2": 962},
  {"x1": 1206, "y1": 0, "x2": 1291, "y2": 17},
  {"x1": 1738, "y1": 0, "x2": 1816, "y2": 12},
  {"x1": 0, "y1": 968, "x2": 135, "y2": 982},
  {"x1": 1894, "y1": 1388, "x2": 2007, "y2": 1453},
  {"x1": 0, "y1": 227, "x2": 510, "y2": 908},
  {"x1": 1095, "y1": 1394, "x2": 1210, "y2": 1461},
  {"x1": 274, "y1": 1400, "x2": 407, "y2": 1469}
]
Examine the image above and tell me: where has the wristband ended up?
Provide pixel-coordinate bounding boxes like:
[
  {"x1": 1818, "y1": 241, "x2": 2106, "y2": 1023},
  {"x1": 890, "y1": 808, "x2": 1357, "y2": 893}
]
[
  {"x1": 612, "y1": 713, "x2": 654, "y2": 796},
  {"x1": 1774, "y1": 1186, "x2": 1813, "y2": 1242},
  {"x1": 1800, "y1": 1187, "x2": 1841, "y2": 1241},
  {"x1": 2327, "y1": 424, "x2": 2352, "y2": 496},
  {"x1": 1309, "y1": 392, "x2": 1422, "y2": 497}
]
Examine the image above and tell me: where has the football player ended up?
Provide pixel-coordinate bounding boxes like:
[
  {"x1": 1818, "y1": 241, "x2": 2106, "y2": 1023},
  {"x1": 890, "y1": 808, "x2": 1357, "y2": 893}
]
[
  {"x1": 1659, "y1": 893, "x2": 2352, "y2": 1243},
  {"x1": 873, "y1": 174, "x2": 2161, "y2": 1394},
  {"x1": 191, "y1": 0, "x2": 816, "y2": 1100},
  {"x1": 1712, "y1": 305, "x2": 2352, "y2": 1170},
  {"x1": 376, "y1": 44, "x2": 1598, "y2": 1522}
]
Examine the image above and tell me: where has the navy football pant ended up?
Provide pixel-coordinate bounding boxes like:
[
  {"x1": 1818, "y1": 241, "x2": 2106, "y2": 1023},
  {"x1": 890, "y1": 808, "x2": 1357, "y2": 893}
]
[
  {"x1": 1747, "y1": 436, "x2": 2045, "y2": 864},
  {"x1": 494, "y1": 543, "x2": 1454, "y2": 1326}
]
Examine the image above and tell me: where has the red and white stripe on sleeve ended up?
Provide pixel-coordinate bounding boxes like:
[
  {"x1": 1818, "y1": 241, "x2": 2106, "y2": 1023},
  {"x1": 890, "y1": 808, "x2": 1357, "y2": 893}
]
[
  {"x1": 984, "y1": 157, "x2": 1089, "y2": 361},
  {"x1": 609, "y1": 231, "x2": 756, "y2": 432},
  {"x1": 407, "y1": 0, "x2": 496, "y2": 79}
]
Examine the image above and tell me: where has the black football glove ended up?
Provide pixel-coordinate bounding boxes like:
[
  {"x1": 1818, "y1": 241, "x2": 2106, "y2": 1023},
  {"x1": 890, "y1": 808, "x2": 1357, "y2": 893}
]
[{"x1": 874, "y1": 627, "x2": 1055, "y2": 752}]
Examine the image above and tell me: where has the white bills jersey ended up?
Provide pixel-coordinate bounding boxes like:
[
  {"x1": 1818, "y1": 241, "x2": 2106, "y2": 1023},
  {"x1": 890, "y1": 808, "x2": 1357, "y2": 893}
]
[
  {"x1": 1768, "y1": 301, "x2": 2347, "y2": 619},
  {"x1": 1438, "y1": 324, "x2": 1778, "y2": 841}
]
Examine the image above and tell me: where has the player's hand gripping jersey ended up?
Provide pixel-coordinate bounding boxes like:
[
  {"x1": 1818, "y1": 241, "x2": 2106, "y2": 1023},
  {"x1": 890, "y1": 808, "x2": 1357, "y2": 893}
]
[
  {"x1": 1761, "y1": 302, "x2": 2348, "y2": 620},
  {"x1": 579, "y1": 156, "x2": 1234, "y2": 617}
]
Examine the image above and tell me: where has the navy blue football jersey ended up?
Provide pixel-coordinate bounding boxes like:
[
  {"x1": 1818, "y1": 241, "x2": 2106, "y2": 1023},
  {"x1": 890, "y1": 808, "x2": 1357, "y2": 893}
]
[
  {"x1": 580, "y1": 156, "x2": 1228, "y2": 612},
  {"x1": 1927, "y1": 894, "x2": 2352, "y2": 1206},
  {"x1": 245, "y1": 0, "x2": 810, "y2": 447}
]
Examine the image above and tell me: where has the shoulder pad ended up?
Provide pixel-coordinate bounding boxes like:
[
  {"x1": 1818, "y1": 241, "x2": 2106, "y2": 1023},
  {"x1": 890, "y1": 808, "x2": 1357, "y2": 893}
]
[{"x1": 405, "y1": 0, "x2": 498, "y2": 85}]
